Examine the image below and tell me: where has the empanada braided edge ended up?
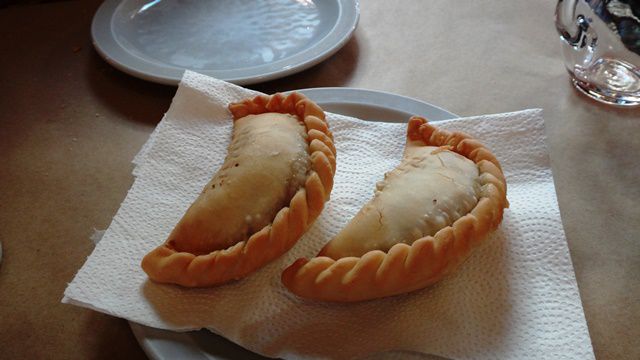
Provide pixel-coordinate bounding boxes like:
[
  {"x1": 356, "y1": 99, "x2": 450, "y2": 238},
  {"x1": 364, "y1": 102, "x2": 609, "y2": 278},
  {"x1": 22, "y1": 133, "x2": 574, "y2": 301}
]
[
  {"x1": 141, "y1": 92, "x2": 336, "y2": 287},
  {"x1": 281, "y1": 116, "x2": 508, "y2": 302}
]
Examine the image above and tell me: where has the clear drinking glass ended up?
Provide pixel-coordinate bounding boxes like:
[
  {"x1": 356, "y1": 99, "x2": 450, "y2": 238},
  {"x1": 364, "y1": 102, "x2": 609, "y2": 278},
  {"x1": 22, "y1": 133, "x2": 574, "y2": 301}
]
[{"x1": 555, "y1": 0, "x2": 640, "y2": 106}]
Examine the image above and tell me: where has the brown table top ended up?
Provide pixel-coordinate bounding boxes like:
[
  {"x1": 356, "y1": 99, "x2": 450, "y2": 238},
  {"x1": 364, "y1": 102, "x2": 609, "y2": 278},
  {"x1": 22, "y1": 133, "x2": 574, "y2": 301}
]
[{"x1": 1, "y1": 0, "x2": 638, "y2": 359}]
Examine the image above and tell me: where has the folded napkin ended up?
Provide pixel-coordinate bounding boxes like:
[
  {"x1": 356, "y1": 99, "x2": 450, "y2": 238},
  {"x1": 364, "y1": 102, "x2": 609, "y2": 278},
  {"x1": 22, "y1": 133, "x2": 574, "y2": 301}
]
[{"x1": 63, "y1": 71, "x2": 594, "y2": 360}]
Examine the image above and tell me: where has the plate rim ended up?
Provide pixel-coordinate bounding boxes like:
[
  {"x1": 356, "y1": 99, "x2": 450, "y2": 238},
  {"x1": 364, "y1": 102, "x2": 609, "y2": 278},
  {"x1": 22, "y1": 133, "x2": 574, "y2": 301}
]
[
  {"x1": 296, "y1": 87, "x2": 458, "y2": 120},
  {"x1": 91, "y1": 0, "x2": 360, "y2": 86},
  {"x1": 128, "y1": 87, "x2": 457, "y2": 360}
]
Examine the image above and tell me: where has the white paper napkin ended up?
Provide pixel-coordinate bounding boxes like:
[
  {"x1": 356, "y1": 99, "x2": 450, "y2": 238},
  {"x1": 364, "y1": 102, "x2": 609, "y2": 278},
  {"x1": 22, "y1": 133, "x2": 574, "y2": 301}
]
[{"x1": 63, "y1": 71, "x2": 594, "y2": 360}]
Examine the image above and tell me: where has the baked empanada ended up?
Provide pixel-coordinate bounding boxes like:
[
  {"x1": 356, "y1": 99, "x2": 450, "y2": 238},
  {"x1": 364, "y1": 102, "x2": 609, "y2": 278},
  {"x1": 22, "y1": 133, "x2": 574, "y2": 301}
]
[
  {"x1": 282, "y1": 117, "x2": 507, "y2": 301},
  {"x1": 142, "y1": 93, "x2": 336, "y2": 287}
]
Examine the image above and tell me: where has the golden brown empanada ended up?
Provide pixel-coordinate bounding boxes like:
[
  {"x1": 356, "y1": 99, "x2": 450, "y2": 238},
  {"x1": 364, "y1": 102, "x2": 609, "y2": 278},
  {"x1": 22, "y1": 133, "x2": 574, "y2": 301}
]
[
  {"x1": 142, "y1": 93, "x2": 336, "y2": 287},
  {"x1": 282, "y1": 117, "x2": 507, "y2": 301}
]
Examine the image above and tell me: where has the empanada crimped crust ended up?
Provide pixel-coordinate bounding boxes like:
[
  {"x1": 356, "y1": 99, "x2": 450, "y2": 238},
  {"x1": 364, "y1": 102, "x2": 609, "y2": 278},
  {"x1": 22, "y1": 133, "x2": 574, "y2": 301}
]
[
  {"x1": 282, "y1": 117, "x2": 507, "y2": 301},
  {"x1": 142, "y1": 93, "x2": 336, "y2": 287}
]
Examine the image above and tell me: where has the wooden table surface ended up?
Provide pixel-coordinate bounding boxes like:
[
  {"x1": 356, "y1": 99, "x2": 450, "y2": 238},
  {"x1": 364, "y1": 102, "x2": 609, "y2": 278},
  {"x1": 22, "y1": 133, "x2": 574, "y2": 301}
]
[{"x1": 1, "y1": 0, "x2": 638, "y2": 359}]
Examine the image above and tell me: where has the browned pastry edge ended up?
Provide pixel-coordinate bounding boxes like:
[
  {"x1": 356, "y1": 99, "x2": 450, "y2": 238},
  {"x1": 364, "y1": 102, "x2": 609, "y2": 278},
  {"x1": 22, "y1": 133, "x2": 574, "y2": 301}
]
[
  {"x1": 141, "y1": 92, "x2": 336, "y2": 287},
  {"x1": 281, "y1": 116, "x2": 508, "y2": 302}
]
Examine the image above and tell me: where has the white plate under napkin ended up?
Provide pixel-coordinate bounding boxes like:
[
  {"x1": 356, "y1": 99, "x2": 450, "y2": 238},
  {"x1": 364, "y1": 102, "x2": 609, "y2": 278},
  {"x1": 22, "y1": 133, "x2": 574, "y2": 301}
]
[{"x1": 63, "y1": 71, "x2": 595, "y2": 360}]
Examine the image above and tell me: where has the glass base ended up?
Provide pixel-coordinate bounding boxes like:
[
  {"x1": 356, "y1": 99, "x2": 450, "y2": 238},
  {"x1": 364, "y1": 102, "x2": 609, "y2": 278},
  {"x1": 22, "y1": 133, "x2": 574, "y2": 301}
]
[
  {"x1": 572, "y1": 77, "x2": 640, "y2": 106},
  {"x1": 570, "y1": 59, "x2": 640, "y2": 107}
]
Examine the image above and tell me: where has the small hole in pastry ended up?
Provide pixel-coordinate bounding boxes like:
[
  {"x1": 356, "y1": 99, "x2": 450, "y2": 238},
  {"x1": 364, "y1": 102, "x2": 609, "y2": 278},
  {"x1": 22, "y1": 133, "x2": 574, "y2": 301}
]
[{"x1": 235, "y1": 163, "x2": 239, "y2": 167}]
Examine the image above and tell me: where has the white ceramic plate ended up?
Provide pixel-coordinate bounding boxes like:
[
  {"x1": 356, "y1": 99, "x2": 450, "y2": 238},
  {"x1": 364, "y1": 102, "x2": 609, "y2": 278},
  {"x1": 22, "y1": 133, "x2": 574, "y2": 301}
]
[
  {"x1": 130, "y1": 88, "x2": 456, "y2": 360},
  {"x1": 91, "y1": 0, "x2": 359, "y2": 85}
]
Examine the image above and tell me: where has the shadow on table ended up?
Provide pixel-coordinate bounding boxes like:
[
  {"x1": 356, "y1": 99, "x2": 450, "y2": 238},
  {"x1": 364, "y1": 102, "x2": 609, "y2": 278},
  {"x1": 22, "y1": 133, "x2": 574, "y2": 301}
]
[
  {"x1": 83, "y1": 33, "x2": 360, "y2": 127},
  {"x1": 81, "y1": 310, "x2": 147, "y2": 359},
  {"x1": 250, "y1": 34, "x2": 361, "y2": 93},
  {"x1": 85, "y1": 50, "x2": 175, "y2": 127}
]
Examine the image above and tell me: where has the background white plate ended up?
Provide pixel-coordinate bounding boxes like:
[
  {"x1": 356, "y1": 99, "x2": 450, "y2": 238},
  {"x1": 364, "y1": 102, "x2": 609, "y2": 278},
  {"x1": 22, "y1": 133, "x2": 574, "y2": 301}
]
[
  {"x1": 91, "y1": 0, "x2": 359, "y2": 85},
  {"x1": 130, "y1": 88, "x2": 457, "y2": 359}
]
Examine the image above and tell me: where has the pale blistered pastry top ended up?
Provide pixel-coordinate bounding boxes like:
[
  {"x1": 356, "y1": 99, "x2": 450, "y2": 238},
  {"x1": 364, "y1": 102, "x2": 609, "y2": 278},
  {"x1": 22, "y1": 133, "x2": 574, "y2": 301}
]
[
  {"x1": 322, "y1": 146, "x2": 480, "y2": 258},
  {"x1": 168, "y1": 113, "x2": 309, "y2": 255}
]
